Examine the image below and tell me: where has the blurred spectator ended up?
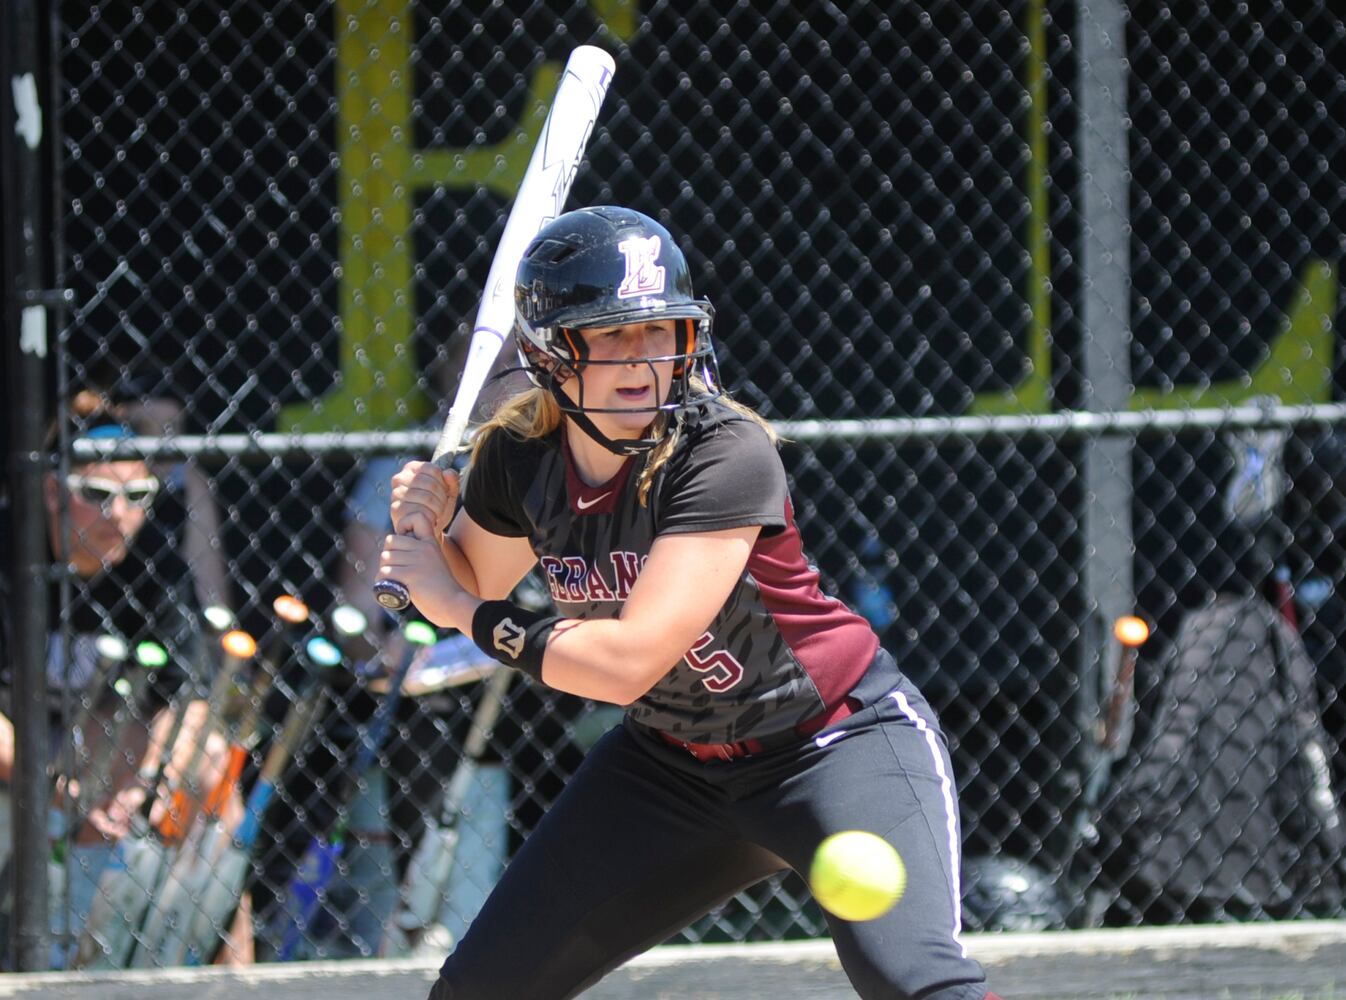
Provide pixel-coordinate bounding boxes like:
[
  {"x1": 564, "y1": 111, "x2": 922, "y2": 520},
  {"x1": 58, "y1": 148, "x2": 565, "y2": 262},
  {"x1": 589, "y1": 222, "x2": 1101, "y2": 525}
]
[
  {"x1": 81, "y1": 365, "x2": 235, "y2": 617},
  {"x1": 0, "y1": 391, "x2": 247, "y2": 967}
]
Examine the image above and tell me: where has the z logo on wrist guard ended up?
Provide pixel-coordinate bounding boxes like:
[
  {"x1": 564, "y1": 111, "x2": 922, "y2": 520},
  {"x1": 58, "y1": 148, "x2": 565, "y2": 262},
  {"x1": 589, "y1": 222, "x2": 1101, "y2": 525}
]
[{"x1": 493, "y1": 618, "x2": 526, "y2": 660}]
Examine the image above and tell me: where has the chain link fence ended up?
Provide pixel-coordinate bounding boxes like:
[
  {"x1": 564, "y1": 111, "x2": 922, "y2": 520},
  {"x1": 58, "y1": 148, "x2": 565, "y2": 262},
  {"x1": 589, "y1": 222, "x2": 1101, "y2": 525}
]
[{"x1": 2, "y1": 0, "x2": 1343, "y2": 971}]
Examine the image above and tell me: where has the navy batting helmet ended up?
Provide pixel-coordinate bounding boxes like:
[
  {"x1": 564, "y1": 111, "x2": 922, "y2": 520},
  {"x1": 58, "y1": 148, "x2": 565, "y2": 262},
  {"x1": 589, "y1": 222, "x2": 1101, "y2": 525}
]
[{"x1": 512, "y1": 206, "x2": 721, "y2": 452}]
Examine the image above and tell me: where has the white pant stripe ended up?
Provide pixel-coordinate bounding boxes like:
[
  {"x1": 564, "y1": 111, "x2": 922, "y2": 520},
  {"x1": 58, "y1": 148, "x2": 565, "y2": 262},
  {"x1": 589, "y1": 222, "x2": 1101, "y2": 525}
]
[{"x1": 890, "y1": 689, "x2": 968, "y2": 959}]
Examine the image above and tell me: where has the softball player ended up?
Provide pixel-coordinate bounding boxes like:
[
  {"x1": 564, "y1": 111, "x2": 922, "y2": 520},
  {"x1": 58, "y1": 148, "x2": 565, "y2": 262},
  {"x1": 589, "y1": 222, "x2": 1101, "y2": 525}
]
[{"x1": 380, "y1": 206, "x2": 1001, "y2": 1000}]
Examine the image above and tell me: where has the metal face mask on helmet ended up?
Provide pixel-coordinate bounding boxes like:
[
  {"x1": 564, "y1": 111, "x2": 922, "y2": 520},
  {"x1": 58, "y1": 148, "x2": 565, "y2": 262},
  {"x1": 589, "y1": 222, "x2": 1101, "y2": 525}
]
[{"x1": 513, "y1": 205, "x2": 722, "y2": 455}]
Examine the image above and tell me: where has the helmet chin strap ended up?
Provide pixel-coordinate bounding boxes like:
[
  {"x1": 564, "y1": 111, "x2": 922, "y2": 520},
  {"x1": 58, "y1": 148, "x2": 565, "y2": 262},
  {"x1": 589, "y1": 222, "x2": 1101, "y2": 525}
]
[{"x1": 547, "y1": 383, "x2": 659, "y2": 456}]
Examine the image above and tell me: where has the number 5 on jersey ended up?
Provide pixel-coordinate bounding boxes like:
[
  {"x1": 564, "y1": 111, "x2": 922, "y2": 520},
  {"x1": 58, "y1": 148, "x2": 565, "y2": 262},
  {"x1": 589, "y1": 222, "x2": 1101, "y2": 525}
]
[{"x1": 685, "y1": 632, "x2": 744, "y2": 692}]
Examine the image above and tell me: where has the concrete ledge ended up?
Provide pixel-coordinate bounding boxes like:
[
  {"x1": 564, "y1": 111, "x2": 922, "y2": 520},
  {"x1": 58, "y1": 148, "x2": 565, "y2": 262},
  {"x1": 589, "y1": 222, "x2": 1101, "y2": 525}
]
[{"x1": 2, "y1": 922, "x2": 1343, "y2": 999}]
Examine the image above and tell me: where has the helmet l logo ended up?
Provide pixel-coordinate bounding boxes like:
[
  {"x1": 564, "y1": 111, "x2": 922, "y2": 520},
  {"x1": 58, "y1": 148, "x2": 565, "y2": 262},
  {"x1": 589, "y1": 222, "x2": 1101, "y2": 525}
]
[{"x1": 616, "y1": 235, "x2": 666, "y2": 299}]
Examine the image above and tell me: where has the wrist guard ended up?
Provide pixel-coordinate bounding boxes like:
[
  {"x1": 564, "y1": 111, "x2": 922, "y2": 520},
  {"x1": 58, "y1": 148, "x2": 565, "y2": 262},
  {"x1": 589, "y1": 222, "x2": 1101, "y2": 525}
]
[{"x1": 471, "y1": 600, "x2": 561, "y2": 681}]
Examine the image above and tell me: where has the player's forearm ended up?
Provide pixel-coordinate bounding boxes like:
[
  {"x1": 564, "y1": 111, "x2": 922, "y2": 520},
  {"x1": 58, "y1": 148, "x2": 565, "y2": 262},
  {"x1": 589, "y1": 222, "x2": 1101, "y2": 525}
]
[
  {"x1": 462, "y1": 597, "x2": 671, "y2": 704},
  {"x1": 439, "y1": 533, "x2": 483, "y2": 596},
  {"x1": 539, "y1": 619, "x2": 672, "y2": 705}
]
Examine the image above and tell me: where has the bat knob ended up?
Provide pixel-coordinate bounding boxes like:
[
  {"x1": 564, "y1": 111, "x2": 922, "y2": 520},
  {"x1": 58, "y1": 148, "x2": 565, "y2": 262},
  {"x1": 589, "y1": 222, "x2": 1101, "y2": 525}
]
[{"x1": 373, "y1": 579, "x2": 413, "y2": 612}]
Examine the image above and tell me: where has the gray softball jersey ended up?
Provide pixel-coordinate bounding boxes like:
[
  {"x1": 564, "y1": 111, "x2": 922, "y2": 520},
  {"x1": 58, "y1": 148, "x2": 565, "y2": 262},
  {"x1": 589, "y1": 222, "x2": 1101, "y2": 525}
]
[{"x1": 462, "y1": 400, "x2": 878, "y2": 745}]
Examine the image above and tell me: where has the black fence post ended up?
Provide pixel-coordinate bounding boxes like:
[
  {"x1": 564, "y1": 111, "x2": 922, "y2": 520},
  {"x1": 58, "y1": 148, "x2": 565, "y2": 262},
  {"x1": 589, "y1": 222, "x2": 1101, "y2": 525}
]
[{"x1": 1, "y1": 0, "x2": 57, "y2": 972}]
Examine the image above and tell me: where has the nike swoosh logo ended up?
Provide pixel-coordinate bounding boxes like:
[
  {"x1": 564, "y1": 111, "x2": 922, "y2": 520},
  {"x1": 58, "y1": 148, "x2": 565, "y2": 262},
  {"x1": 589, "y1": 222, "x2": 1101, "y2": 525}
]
[
  {"x1": 814, "y1": 731, "x2": 849, "y2": 748},
  {"x1": 576, "y1": 492, "x2": 613, "y2": 511}
]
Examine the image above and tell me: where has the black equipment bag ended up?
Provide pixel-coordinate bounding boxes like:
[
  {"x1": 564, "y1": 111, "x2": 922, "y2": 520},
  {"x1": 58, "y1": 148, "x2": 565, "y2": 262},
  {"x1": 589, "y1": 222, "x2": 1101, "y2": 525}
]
[{"x1": 1105, "y1": 592, "x2": 1345, "y2": 919}]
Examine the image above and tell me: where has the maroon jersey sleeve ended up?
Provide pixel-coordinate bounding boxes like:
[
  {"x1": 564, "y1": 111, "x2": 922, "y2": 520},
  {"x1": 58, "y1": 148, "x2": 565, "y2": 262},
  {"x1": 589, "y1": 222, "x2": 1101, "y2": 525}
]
[
  {"x1": 655, "y1": 412, "x2": 788, "y2": 537},
  {"x1": 461, "y1": 426, "x2": 543, "y2": 538}
]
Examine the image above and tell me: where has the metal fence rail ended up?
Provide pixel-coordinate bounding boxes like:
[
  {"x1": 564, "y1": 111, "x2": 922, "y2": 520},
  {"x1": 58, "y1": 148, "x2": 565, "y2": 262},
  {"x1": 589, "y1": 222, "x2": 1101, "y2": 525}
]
[
  {"x1": 66, "y1": 402, "x2": 1346, "y2": 463},
  {"x1": 1, "y1": 0, "x2": 1343, "y2": 974}
]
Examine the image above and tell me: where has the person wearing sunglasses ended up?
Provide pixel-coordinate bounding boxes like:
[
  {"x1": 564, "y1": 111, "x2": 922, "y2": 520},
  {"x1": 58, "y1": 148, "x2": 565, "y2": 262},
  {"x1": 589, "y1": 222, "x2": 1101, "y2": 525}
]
[
  {"x1": 53, "y1": 452, "x2": 161, "y2": 578},
  {"x1": 0, "y1": 395, "x2": 247, "y2": 967},
  {"x1": 64, "y1": 471, "x2": 160, "y2": 509}
]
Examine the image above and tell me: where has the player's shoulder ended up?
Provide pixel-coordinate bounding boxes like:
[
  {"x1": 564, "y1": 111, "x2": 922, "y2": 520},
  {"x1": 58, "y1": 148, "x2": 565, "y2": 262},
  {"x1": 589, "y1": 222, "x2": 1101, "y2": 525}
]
[
  {"x1": 663, "y1": 397, "x2": 781, "y2": 482},
  {"x1": 473, "y1": 423, "x2": 561, "y2": 465},
  {"x1": 678, "y1": 397, "x2": 777, "y2": 454},
  {"x1": 468, "y1": 423, "x2": 563, "y2": 508}
]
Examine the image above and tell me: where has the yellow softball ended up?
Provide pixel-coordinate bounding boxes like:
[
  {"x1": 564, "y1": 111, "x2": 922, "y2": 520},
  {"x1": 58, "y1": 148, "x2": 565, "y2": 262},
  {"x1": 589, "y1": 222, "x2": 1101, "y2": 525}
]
[{"x1": 809, "y1": 830, "x2": 907, "y2": 921}]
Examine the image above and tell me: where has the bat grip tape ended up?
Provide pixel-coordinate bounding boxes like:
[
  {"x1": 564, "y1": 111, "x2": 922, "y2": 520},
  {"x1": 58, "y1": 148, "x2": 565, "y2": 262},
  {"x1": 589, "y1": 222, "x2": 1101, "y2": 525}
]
[{"x1": 470, "y1": 600, "x2": 560, "y2": 681}]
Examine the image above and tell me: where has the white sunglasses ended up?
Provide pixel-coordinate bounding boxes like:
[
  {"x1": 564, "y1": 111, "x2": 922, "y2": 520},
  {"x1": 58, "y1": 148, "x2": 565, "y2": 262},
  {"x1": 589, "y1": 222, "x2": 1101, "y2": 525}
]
[{"x1": 66, "y1": 474, "x2": 160, "y2": 511}]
